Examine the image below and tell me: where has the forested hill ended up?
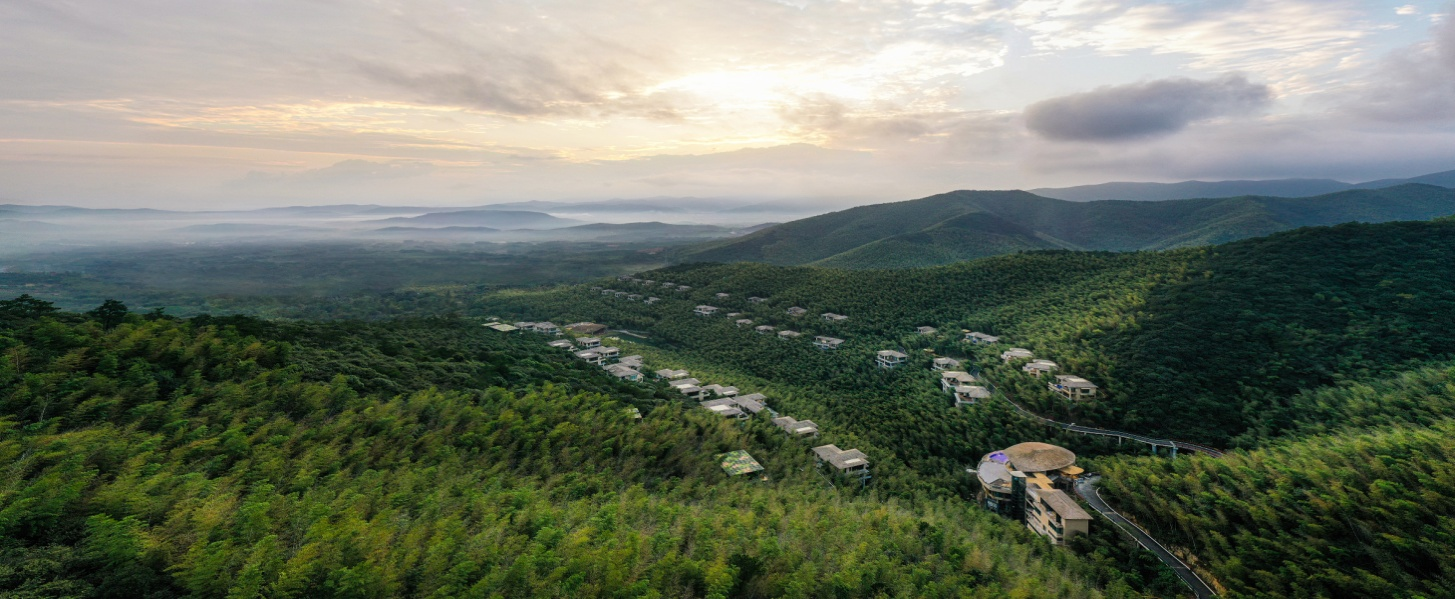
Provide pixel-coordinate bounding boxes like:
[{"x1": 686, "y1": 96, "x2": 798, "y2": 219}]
[
  {"x1": 675, "y1": 184, "x2": 1455, "y2": 268},
  {"x1": 0, "y1": 303, "x2": 1167, "y2": 598},
  {"x1": 504, "y1": 218, "x2": 1455, "y2": 446}
]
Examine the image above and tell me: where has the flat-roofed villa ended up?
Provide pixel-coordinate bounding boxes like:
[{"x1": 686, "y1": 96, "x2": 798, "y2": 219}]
[
  {"x1": 626, "y1": 293, "x2": 642, "y2": 300},
  {"x1": 734, "y1": 393, "x2": 768, "y2": 414},
  {"x1": 618, "y1": 355, "x2": 644, "y2": 368},
  {"x1": 932, "y1": 357, "x2": 961, "y2": 370},
  {"x1": 726, "y1": 312, "x2": 742, "y2": 317},
  {"x1": 813, "y1": 445, "x2": 870, "y2": 476},
  {"x1": 822, "y1": 312, "x2": 848, "y2": 322},
  {"x1": 772, "y1": 416, "x2": 819, "y2": 437},
  {"x1": 655, "y1": 368, "x2": 689, "y2": 380},
  {"x1": 625, "y1": 406, "x2": 642, "y2": 421},
  {"x1": 678, "y1": 285, "x2": 692, "y2": 291},
  {"x1": 965, "y1": 331, "x2": 1001, "y2": 344},
  {"x1": 974, "y1": 441, "x2": 1086, "y2": 531},
  {"x1": 701, "y1": 398, "x2": 747, "y2": 419},
  {"x1": 669, "y1": 377, "x2": 701, "y2": 387},
  {"x1": 642, "y1": 280, "x2": 656, "y2": 285},
  {"x1": 645, "y1": 296, "x2": 660, "y2": 304},
  {"x1": 876, "y1": 350, "x2": 909, "y2": 368},
  {"x1": 693, "y1": 305, "x2": 719, "y2": 316},
  {"x1": 577, "y1": 337, "x2": 602, "y2": 348},
  {"x1": 534, "y1": 322, "x2": 561, "y2": 335},
  {"x1": 1023, "y1": 360, "x2": 1058, "y2": 377},
  {"x1": 814, "y1": 336, "x2": 845, "y2": 350},
  {"x1": 600, "y1": 288, "x2": 615, "y2": 295},
  {"x1": 605, "y1": 364, "x2": 643, "y2": 381},
  {"x1": 617, "y1": 275, "x2": 632, "y2": 281},
  {"x1": 778, "y1": 330, "x2": 802, "y2": 340},
  {"x1": 941, "y1": 371, "x2": 976, "y2": 391},
  {"x1": 676, "y1": 384, "x2": 710, "y2": 401},
  {"x1": 703, "y1": 384, "x2": 740, "y2": 397},
  {"x1": 590, "y1": 286, "x2": 603, "y2": 291},
  {"x1": 596, "y1": 346, "x2": 621, "y2": 360},
  {"x1": 954, "y1": 385, "x2": 991, "y2": 407},
  {"x1": 786, "y1": 306, "x2": 808, "y2": 317},
  {"x1": 662, "y1": 281, "x2": 676, "y2": 288},
  {"x1": 485, "y1": 323, "x2": 518, "y2": 332},
  {"x1": 1026, "y1": 486, "x2": 1092, "y2": 545},
  {"x1": 748, "y1": 296, "x2": 768, "y2": 303},
  {"x1": 736, "y1": 318, "x2": 754, "y2": 326},
  {"x1": 548, "y1": 339, "x2": 574, "y2": 349},
  {"x1": 716, "y1": 450, "x2": 766, "y2": 479},
  {"x1": 715, "y1": 292, "x2": 731, "y2": 299},
  {"x1": 917, "y1": 326, "x2": 937, "y2": 335},
  {"x1": 1001, "y1": 348, "x2": 1034, "y2": 362},
  {"x1": 613, "y1": 291, "x2": 628, "y2": 298},
  {"x1": 514, "y1": 321, "x2": 535, "y2": 330},
  {"x1": 574, "y1": 349, "x2": 605, "y2": 365},
  {"x1": 1050, "y1": 375, "x2": 1098, "y2": 400},
  {"x1": 754, "y1": 325, "x2": 776, "y2": 334}
]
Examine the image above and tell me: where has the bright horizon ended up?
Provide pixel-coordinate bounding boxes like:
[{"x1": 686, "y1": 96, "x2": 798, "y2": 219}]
[{"x1": 3, "y1": 0, "x2": 1454, "y2": 209}]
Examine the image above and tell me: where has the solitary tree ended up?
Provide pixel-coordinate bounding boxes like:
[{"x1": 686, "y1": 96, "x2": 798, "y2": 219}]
[{"x1": 88, "y1": 299, "x2": 129, "y2": 329}]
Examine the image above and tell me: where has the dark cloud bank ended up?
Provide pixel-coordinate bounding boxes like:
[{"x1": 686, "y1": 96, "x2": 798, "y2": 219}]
[{"x1": 1024, "y1": 74, "x2": 1271, "y2": 142}]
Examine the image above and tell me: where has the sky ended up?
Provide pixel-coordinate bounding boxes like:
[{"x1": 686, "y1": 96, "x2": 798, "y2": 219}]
[{"x1": 1, "y1": 0, "x2": 1453, "y2": 209}]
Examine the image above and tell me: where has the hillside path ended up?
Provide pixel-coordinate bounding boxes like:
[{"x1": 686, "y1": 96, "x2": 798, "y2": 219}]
[{"x1": 1075, "y1": 476, "x2": 1217, "y2": 599}]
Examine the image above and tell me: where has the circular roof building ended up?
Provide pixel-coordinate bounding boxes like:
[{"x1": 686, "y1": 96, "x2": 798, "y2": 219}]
[{"x1": 1001, "y1": 442, "x2": 1076, "y2": 473}]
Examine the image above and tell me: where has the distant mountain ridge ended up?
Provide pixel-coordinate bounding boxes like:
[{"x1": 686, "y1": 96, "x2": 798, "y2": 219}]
[
  {"x1": 676, "y1": 184, "x2": 1455, "y2": 269},
  {"x1": 1032, "y1": 169, "x2": 1455, "y2": 202},
  {"x1": 361, "y1": 210, "x2": 582, "y2": 230}
]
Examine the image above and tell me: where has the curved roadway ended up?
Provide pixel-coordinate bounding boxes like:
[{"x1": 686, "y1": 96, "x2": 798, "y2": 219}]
[{"x1": 1075, "y1": 476, "x2": 1217, "y2": 599}]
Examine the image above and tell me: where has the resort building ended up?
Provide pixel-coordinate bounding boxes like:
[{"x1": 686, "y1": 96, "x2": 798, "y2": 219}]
[
  {"x1": 577, "y1": 337, "x2": 602, "y2": 348},
  {"x1": 876, "y1": 350, "x2": 909, "y2": 368},
  {"x1": 533, "y1": 322, "x2": 562, "y2": 335},
  {"x1": 954, "y1": 385, "x2": 991, "y2": 407},
  {"x1": 485, "y1": 323, "x2": 519, "y2": 332},
  {"x1": 694, "y1": 305, "x2": 719, "y2": 316},
  {"x1": 965, "y1": 332, "x2": 1001, "y2": 344},
  {"x1": 605, "y1": 364, "x2": 643, "y2": 381},
  {"x1": 754, "y1": 325, "x2": 776, "y2": 334},
  {"x1": 932, "y1": 357, "x2": 961, "y2": 370},
  {"x1": 822, "y1": 313, "x2": 849, "y2": 322},
  {"x1": 645, "y1": 297, "x2": 661, "y2": 304},
  {"x1": 772, "y1": 416, "x2": 819, "y2": 437},
  {"x1": 777, "y1": 330, "x2": 802, "y2": 340},
  {"x1": 814, "y1": 336, "x2": 845, "y2": 350},
  {"x1": 715, "y1": 292, "x2": 731, "y2": 299},
  {"x1": 786, "y1": 307, "x2": 808, "y2": 317},
  {"x1": 748, "y1": 296, "x2": 768, "y2": 303},
  {"x1": 813, "y1": 445, "x2": 870, "y2": 477},
  {"x1": 917, "y1": 326, "x2": 938, "y2": 335},
  {"x1": 974, "y1": 441, "x2": 1087, "y2": 533},
  {"x1": 548, "y1": 339, "x2": 574, "y2": 349},
  {"x1": 1025, "y1": 487, "x2": 1092, "y2": 545},
  {"x1": 618, "y1": 355, "x2": 644, "y2": 368},
  {"x1": 1050, "y1": 375, "x2": 1098, "y2": 400},
  {"x1": 574, "y1": 349, "x2": 605, "y2": 365},
  {"x1": 700, "y1": 398, "x2": 747, "y2": 419},
  {"x1": 1023, "y1": 360, "x2": 1058, "y2": 377},
  {"x1": 596, "y1": 346, "x2": 621, "y2": 361},
  {"x1": 702, "y1": 384, "x2": 740, "y2": 397},
  {"x1": 1001, "y1": 348, "x2": 1034, "y2": 362},
  {"x1": 941, "y1": 371, "x2": 976, "y2": 391},
  {"x1": 735, "y1": 318, "x2": 754, "y2": 326},
  {"x1": 655, "y1": 368, "x2": 689, "y2": 380}
]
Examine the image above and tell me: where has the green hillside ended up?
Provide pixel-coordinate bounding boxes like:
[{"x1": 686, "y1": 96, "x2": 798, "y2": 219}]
[
  {"x1": 0, "y1": 302, "x2": 1178, "y2": 598},
  {"x1": 477, "y1": 217, "x2": 1455, "y2": 598},
  {"x1": 678, "y1": 184, "x2": 1455, "y2": 268}
]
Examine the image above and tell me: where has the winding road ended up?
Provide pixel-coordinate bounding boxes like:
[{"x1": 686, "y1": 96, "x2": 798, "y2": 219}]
[{"x1": 1076, "y1": 476, "x2": 1217, "y2": 599}]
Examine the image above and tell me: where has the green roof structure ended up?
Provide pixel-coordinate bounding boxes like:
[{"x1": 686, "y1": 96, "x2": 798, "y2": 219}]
[{"x1": 716, "y1": 450, "x2": 765, "y2": 476}]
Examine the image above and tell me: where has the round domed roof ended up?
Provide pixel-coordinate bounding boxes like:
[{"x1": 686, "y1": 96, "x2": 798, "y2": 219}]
[{"x1": 1003, "y1": 442, "x2": 1076, "y2": 473}]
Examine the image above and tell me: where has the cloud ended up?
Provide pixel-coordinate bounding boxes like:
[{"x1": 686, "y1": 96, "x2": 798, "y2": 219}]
[
  {"x1": 1341, "y1": 14, "x2": 1455, "y2": 122},
  {"x1": 237, "y1": 159, "x2": 436, "y2": 188},
  {"x1": 1023, "y1": 74, "x2": 1272, "y2": 142}
]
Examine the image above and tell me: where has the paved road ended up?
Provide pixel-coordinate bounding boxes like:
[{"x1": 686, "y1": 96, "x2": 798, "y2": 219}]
[{"x1": 1075, "y1": 477, "x2": 1217, "y2": 599}]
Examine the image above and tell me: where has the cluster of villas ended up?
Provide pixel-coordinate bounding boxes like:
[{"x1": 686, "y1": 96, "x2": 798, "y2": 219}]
[
  {"x1": 998, "y1": 347, "x2": 1098, "y2": 400},
  {"x1": 974, "y1": 442, "x2": 1092, "y2": 545},
  {"x1": 523, "y1": 311, "x2": 872, "y2": 484}
]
